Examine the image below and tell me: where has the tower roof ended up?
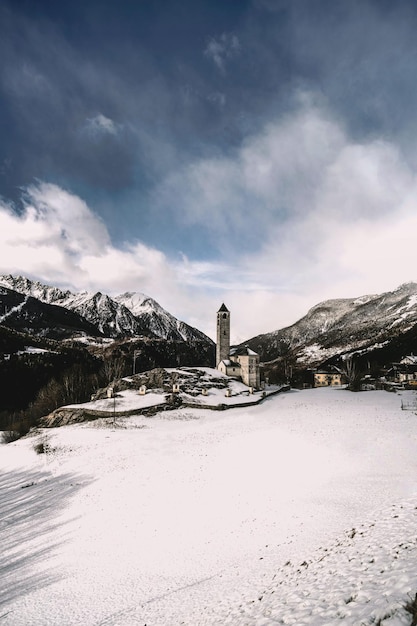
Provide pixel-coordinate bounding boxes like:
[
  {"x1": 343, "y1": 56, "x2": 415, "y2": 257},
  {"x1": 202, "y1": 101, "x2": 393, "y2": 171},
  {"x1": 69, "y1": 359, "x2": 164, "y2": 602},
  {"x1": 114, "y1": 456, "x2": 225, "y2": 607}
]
[{"x1": 218, "y1": 303, "x2": 229, "y2": 312}]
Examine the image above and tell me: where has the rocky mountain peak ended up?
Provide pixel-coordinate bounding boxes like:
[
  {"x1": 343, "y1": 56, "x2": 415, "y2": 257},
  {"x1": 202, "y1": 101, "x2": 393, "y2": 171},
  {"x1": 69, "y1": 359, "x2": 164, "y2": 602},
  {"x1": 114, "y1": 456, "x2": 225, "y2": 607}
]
[{"x1": 0, "y1": 274, "x2": 213, "y2": 345}]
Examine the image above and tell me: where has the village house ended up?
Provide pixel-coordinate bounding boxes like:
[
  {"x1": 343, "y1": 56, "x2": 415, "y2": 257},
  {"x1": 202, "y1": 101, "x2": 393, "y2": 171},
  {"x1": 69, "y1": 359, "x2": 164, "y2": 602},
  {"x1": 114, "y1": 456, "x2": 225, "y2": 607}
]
[
  {"x1": 387, "y1": 355, "x2": 417, "y2": 387},
  {"x1": 216, "y1": 304, "x2": 261, "y2": 389},
  {"x1": 313, "y1": 365, "x2": 345, "y2": 388}
]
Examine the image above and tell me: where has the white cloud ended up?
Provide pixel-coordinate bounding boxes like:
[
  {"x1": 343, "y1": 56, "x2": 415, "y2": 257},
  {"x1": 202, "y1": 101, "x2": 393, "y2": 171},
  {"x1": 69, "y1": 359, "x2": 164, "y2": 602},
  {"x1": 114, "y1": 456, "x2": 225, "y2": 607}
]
[
  {"x1": 85, "y1": 113, "x2": 119, "y2": 136},
  {"x1": 0, "y1": 182, "x2": 109, "y2": 284},
  {"x1": 204, "y1": 33, "x2": 240, "y2": 73},
  {"x1": 152, "y1": 96, "x2": 417, "y2": 340},
  {"x1": 0, "y1": 182, "x2": 221, "y2": 337},
  {"x1": 0, "y1": 182, "x2": 171, "y2": 296},
  {"x1": 157, "y1": 100, "x2": 346, "y2": 238}
]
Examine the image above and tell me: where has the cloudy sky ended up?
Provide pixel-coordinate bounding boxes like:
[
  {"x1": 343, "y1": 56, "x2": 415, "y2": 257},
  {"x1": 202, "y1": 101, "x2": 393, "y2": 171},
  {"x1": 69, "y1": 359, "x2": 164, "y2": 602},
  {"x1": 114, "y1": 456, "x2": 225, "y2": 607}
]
[{"x1": 1, "y1": 0, "x2": 417, "y2": 342}]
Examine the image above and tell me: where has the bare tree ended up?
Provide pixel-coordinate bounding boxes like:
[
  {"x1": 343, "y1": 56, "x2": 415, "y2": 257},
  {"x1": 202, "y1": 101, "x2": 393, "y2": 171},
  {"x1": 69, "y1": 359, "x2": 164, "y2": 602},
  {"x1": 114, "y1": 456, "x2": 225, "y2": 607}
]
[
  {"x1": 61, "y1": 365, "x2": 94, "y2": 405},
  {"x1": 344, "y1": 356, "x2": 363, "y2": 391},
  {"x1": 102, "y1": 357, "x2": 126, "y2": 384}
]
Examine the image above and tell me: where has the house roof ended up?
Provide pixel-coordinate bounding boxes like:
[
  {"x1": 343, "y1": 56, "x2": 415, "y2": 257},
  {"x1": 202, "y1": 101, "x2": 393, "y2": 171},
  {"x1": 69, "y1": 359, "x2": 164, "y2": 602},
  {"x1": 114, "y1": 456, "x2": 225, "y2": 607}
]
[
  {"x1": 400, "y1": 355, "x2": 417, "y2": 365},
  {"x1": 230, "y1": 345, "x2": 259, "y2": 357},
  {"x1": 314, "y1": 365, "x2": 343, "y2": 374},
  {"x1": 392, "y1": 364, "x2": 417, "y2": 373},
  {"x1": 220, "y1": 359, "x2": 241, "y2": 368}
]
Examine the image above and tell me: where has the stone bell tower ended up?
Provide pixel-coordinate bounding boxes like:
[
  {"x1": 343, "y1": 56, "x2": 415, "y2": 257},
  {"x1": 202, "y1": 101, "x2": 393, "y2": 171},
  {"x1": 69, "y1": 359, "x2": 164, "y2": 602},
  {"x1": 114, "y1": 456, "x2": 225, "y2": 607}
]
[{"x1": 216, "y1": 303, "x2": 230, "y2": 367}]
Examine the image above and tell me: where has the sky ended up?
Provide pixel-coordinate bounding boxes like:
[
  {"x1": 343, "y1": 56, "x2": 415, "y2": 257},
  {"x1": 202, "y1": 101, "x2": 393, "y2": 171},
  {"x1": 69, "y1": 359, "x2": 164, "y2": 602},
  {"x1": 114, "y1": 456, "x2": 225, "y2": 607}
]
[{"x1": 1, "y1": 0, "x2": 417, "y2": 342}]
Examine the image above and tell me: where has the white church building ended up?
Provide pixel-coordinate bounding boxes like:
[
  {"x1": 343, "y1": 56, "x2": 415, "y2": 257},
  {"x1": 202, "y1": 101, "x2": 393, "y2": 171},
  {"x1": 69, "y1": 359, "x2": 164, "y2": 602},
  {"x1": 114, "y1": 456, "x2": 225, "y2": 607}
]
[{"x1": 216, "y1": 303, "x2": 261, "y2": 389}]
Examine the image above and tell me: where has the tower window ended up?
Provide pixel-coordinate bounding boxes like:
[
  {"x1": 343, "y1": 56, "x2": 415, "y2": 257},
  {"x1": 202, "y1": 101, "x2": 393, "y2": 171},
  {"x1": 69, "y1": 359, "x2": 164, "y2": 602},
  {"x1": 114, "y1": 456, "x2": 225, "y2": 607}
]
[{"x1": 223, "y1": 313, "x2": 227, "y2": 319}]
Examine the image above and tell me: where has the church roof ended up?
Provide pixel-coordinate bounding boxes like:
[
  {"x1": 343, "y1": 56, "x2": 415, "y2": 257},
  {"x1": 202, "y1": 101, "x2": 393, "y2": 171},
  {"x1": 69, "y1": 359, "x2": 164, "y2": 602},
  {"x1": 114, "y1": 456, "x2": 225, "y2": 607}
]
[
  {"x1": 218, "y1": 303, "x2": 229, "y2": 312},
  {"x1": 220, "y1": 359, "x2": 241, "y2": 368},
  {"x1": 230, "y1": 345, "x2": 258, "y2": 357}
]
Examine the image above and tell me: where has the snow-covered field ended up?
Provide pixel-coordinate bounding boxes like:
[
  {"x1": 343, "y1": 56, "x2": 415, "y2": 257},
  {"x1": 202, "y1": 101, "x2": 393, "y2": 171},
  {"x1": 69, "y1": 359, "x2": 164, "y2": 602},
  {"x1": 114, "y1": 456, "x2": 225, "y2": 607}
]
[{"x1": 1, "y1": 387, "x2": 417, "y2": 625}]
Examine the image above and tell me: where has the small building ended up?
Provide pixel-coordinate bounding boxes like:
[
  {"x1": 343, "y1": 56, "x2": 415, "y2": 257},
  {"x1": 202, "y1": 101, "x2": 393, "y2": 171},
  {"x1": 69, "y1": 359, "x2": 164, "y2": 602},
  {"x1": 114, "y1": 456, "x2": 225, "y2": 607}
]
[
  {"x1": 217, "y1": 358, "x2": 241, "y2": 378},
  {"x1": 230, "y1": 346, "x2": 261, "y2": 389},
  {"x1": 387, "y1": 357, "x2": 417, "y2": 386},
  {"x1": 313, "y1": 365, "x2": 344, "y2": 387},
  {"x1": 399, "y1": 354, "x2": 417, "y2": 366}
]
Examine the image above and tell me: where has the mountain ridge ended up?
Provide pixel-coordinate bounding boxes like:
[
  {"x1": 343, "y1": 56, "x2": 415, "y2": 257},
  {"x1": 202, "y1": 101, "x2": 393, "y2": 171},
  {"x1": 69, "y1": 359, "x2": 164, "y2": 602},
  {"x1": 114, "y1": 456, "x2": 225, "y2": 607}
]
[
  {"x1": 242, "y1": 282, "x2": 417, "y2": 367},
  {"x1": 0, "y1": 285, "x2": 104, "y2": 340},
  {"x1": 0, "y1": 275, "x2": 213, "y2": 344},
  {"x1": 3, "y1": 274, "x2": 417, "y2": 371}
]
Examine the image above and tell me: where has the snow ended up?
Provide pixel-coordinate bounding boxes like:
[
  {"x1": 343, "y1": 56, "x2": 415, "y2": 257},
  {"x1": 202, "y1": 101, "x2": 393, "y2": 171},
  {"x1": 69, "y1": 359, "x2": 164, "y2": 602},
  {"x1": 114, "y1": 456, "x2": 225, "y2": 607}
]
[
  {"x1": 297, "y1": 342, "x2": 329, "y2": 362},
  {"x1": 61, "y1": 369, "x2": 282, "y2": 415},
  {"x1": 64, "y1": 389, "x2": 166, "y2": 413},
  {"x1": 1, "y1": 387, "x2": 417, "y2": 625},
  {"x1": 64, "y1": 336, "x2": 115, "y2": 346},
  {"x1": 0, "y1": 295, "x2": 28, "y2": 323},
  {"x1": 390, "y1": 295, "x2": 417, "y2": 327},
  {"x1": 114, "y1": 291, "x2": 156, "y2": 315},
  {"x1": 16, "y1": 347, "x2": 54, "y2": 355}
]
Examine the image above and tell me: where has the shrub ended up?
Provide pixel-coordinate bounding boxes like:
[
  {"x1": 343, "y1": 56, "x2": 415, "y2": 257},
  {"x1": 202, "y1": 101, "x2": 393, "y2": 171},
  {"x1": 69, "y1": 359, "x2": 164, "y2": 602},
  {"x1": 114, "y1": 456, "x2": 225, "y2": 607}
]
[
  {"x1": 33, "y1": 440, "x2": 46, "y2": 454},
  {"x1": 405, "y1": 592, "x2": 417, "y2": 626}
]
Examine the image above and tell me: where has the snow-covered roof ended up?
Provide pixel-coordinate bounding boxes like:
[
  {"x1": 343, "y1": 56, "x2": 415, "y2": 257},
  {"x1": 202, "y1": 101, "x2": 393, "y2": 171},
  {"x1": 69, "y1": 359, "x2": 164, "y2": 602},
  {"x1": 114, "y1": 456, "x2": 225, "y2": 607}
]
[
  {"x1": 400, "y1": 354, "x2": 417, "y2": 365},
  {"x1": 230, "y1": 345, "x2": 258, "y2": 357},
  {"x1": 220, "y1": 359, "x2": 241, "y2": 368},
  {"x1": 314, "y1": 365, "x2": 343, "y2": 374}
]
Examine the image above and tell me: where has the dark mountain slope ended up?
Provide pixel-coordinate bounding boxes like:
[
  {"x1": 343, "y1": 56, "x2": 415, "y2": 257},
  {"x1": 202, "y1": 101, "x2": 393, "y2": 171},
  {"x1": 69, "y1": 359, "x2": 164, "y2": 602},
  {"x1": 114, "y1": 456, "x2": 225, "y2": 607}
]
[{"x1": 0, "y1": 286, "x2": 104, "y2": 340}]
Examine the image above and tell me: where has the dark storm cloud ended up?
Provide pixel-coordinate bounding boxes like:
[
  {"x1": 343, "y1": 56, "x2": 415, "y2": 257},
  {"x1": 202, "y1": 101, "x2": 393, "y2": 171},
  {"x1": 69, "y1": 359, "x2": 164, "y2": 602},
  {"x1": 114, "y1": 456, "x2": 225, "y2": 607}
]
[
  {"x1": 0, "y1": 0, "x2": 254, "y2": 226},
  {"x1": 0, "y1": 2, "x2": 140, "y2": 199},
  {"x1": 0, "y1": 0, "x2": 257, "y2": 244},
  {"x1": 218, "y1": 0, "x2": 417, "y2": 153},
  {"x1": 2, "y1": 0, "x2": 417, "y2": 249},
  {"x1": 285, "y1": 0, "x2": 417, "y2": 142}
]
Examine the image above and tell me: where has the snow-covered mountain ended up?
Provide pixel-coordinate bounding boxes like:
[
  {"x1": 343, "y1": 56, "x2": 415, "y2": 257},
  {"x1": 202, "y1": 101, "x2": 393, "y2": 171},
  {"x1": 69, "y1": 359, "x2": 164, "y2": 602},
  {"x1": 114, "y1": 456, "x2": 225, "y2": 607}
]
[
  {"x1": 0, "y1": 275, "x2": 74, "y2": 306},
  {"x1": 0, "y1": 275, "x2": 212, "y2": 343},
  {"x1": 57, "y1": 291, "x2": 150, "y2": 338},
  {"x1": 114, "y1": 291, "x2": 210, "y2": 342},
  {"x1": 244, "y1": 282, "x2": 417, "y2": 366},
  {"x1": 0, "y1": 285, "x2": 103, "y2": 339}
]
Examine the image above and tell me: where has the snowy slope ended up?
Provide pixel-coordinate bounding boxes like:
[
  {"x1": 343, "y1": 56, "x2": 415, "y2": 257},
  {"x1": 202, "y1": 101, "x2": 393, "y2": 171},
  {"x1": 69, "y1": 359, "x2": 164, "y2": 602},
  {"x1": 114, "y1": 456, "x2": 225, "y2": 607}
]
[
  {"x1": 115, "y1": 291, "x2": 211, "y2": 342},
  {"x1": 56, "y1": 290, "x2": 148, "y2": 337},
  {"x1": 0, "y1": 274, "x2": 73, "y2": 305},
  {"x1": 1, "y1": 388, "x2": 417, "y2": 625},
  {"x1": 214, "y1": 498, "x2": 417, "y2": 625},
  {"x1": 246, "y1": 282, "x2": 417, "y2": 365},
  {"x1": 0, "y1": 289, "x2": 28, "y2": 323},
  {"x1": 0, "y1": 285, "x2": 103, "y2": 339}
]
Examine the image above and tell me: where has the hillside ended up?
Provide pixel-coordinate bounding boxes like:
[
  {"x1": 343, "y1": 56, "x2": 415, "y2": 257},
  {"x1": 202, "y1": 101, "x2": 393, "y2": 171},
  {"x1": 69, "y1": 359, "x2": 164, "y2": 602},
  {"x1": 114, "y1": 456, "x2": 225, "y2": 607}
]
[
  {"x1": 0, "y1": 286, "x2": 104, "y2": 340},
  {"x1": 243, "y1": 282, "x2": 417, "y2": 367}
]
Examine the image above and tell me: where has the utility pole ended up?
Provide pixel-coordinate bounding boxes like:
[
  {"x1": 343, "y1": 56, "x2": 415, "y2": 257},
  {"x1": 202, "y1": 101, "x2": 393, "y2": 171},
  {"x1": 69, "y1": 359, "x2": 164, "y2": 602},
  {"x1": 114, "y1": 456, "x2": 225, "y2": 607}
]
[{"x1": 133, "y1": 350, "x2": 140, "y2": 375}]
